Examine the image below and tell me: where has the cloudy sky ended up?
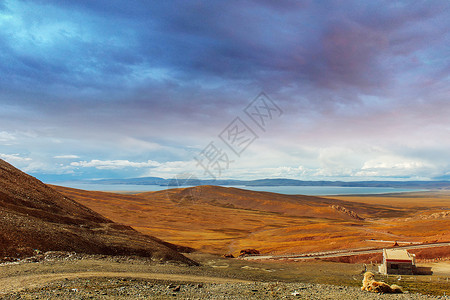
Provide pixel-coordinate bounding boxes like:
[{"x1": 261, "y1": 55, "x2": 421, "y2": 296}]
[{"x1": 0, "y1": 0, "x2": 449, "y2": 182}]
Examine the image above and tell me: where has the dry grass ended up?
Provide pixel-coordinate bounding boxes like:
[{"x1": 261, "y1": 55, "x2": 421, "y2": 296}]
[
  {"x1": 0, "y1": 159, "x2": 195, "y2": 265},
  {"x1": 54, "y1": 185, "x2": 450, "y2": 259}
]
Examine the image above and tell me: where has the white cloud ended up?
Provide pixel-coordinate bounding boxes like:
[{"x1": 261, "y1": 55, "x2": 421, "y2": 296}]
[
  {"x1": 355, "y1": 155, "x2": 434, "y2": 178},
  {"x1": 0, "y1": 153, "x2": 32, "y2": 162},
  {"x1": 22, "y1": 161, "x2": 49, "y2": 173},
  {"x1": 54, "y1": 155, "x2": 80, "y2": 159},
  {"x1": 142, "y1": 160, "x2": 197, "y2": 178},
  {"x1": 0, "y1": 131, "x2": 16, "y2": 143},
  {"x1": 361, "y1": 157, "x2": 429, "y2": 170},
  {"x1": 70, "y1": 159, "x2": 161, "y2": 170},
  {"x1": 120, "y1": 137, "x2": 164, "y2": 151}
]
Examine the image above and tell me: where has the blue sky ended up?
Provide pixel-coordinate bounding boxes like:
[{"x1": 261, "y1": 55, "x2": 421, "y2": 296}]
[{"x1": 0, "y1": 0, "x2": 449, "y2": 182}]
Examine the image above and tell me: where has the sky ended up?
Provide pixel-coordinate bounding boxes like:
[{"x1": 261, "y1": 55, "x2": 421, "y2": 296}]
[{"x1": 0, "y1": 0, "x2": 449, "y2": 182}]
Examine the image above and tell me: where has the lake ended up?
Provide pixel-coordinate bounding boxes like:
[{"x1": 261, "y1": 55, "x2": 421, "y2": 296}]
[{"x1": 50, "y1": 182, "x2": 425, "y2": 196}]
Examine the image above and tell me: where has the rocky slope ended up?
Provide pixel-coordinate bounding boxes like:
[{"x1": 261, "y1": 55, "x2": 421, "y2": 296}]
[{"x1": 0, "y1": 159, "x2": 196, "y2": 265}]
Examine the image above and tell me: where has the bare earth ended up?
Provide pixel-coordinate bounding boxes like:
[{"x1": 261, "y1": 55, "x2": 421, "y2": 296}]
[
  {"x1": 53, "y1": 186, "x2": 450, "y2": 258},
  {"x1": 1, "y1": 252, "x2": 449, "y2": 299},
  {"x1": 18, "y1": 186, "x2": 443, "y2": 298},
  {"x1": 2, "y1": 162, "x2": 448, "y2": 299}
]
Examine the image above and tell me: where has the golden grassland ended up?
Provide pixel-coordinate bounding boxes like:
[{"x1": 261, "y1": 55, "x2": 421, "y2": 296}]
[{"x1": 53, "y1": 186, "x2": 450, "y2": 258}]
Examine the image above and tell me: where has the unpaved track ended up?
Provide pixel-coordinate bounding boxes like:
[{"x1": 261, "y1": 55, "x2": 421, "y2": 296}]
[
  {"x1": 244, "y1": 242, "x2": 450, "y2": 260},
  {"x1": 0, "y1": 271, "x2": 251, "y2": 294},
  {"x1": 1, "y1": 272, "x2": 444, "y2": 300}
]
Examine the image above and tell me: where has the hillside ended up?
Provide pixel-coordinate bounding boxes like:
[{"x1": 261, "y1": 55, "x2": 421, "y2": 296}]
[
  {"x1": 53, "y1": 185, "x2": 449, "y2": 256},
  {"x1": 0, "y1": 159, "x2": 196, "y2": 265},
  {"x1": 153, "y1": 185, "x2": 404, "y2": 219}
]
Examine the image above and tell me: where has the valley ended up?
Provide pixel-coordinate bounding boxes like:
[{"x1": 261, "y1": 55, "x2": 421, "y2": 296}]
[
  {"x1": 53, "y1": 185, "x2": 450, "y2": 259},
  {"x1": 1, "y1": 159, "x2": 449, "y2": 298}
]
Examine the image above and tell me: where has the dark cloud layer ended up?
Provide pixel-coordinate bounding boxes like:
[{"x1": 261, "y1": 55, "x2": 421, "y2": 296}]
[
  {"x1": 2, "y1": 1, "x2": 448, "y2": 107},
  {"x1": 0, "y1": 0, "x2": 449, "y2": 180}
]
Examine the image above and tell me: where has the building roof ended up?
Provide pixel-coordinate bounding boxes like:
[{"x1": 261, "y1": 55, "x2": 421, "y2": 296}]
[{"x1": 383, "y1": 249, "x2": 414, "y2": 262}]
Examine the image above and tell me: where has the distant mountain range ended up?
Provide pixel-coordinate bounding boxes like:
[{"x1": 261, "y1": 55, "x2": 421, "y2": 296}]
[{"x1": 80, "y1": 177, "x2": 450, "y2": 189}]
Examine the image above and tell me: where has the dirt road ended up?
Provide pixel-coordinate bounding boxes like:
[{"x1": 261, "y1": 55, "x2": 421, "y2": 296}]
[
  {"x1": 1, "y1": 252, "x2": 448, "y2": 298},
  {"x1": 0, "y1": 271, "x2": 251, "y2": 294},
  {"x1": 243, "y1": 242, "x2": 450, "y2": 261}
]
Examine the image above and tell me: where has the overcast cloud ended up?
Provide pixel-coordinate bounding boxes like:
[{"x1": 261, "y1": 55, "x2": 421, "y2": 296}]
[{"x1": 0, "y1": 0, "x2": 449, "y2": 181}]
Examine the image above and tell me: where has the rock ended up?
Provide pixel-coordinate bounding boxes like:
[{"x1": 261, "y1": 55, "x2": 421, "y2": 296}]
[
  {"x1": 238, "y1": 249, "x2": 260, "y2": 257},
  {"x1": 330, "y1": 205, "x2": 364, "y2": 220}
]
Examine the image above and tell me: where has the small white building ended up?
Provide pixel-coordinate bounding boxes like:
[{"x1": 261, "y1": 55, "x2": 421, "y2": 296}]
[{"x1": 379, "y1": 249, "x2": 416, "y2": 275}]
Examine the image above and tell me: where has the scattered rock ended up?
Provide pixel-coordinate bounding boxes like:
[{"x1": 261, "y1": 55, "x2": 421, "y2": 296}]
[
  {"x1": 0, "y1": 279, "x2": 442, "y2": 300},
  {"x1": 330, "y1": 205, "x2": 364, "y2": 220},
  {"x1": 239, "y1": 249, "x2": 260, "y2": 257}
]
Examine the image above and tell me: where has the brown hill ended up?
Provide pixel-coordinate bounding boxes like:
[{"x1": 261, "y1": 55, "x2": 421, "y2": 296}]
[
  {"x1": 59, "y1": 185, "x2": 450, "y2": 255},
  {"x1": 53, "y1": 184, "x2": 450, "y2": 256},
  {"x1": 152, "y1": 185, "x2": 396, "y2": 219},
  {"x1": 0, "y1": 159, "x2": 196, "y2": 265}
]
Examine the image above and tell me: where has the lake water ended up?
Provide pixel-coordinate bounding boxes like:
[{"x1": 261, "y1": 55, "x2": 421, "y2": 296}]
[{"x1": 51, "y1": 182, "x2": 425, "y2": 196}]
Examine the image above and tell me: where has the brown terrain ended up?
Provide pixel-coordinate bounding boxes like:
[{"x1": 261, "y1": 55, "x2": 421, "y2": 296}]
[
  {"x1": 0, "y1": 159, "x2": 195, "y2": 265},
  {"x1": 53, "y1": 184, "x2": 450, "y2": 259},
  {"x1": 1, "y1": 159, "x2": 449, "y2": 297}
]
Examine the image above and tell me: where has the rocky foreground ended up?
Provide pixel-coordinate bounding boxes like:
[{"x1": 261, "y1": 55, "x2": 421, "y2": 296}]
[
  {"x1": 2, "y1": 278, "x2": 446, "y2": 300},
  {"x1": 1, "y1": 252, "x2": 448, "y2": 299}
]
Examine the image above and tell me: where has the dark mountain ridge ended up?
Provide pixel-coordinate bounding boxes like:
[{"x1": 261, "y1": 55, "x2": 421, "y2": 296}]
[
  {"x1": 0, "y1": 159, "x2": 196, "y2": 265},
  {"x1": 82, "y1": 177, "x2": 450, "y2": 189}
]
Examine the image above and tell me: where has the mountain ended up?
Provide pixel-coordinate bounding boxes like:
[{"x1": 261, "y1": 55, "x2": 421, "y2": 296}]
[
  {"x1": 150, "y1": 185, "x2": 375, "y2": 219},
  {"x1": 82, "y1": 177, "x2": 450, "y2": 189},
  {"x1": 87, "y1": 177, "x2": 168, "y2": 185},
  {"x1": 53, "y1": 185, "x2": 409, "y2": 254},
  {"x1": 0, "y1": 159, "x2": 196, "y2": 265},
  {"x1": 54, "y1": 184, "x2": 450, "y2": 255}
]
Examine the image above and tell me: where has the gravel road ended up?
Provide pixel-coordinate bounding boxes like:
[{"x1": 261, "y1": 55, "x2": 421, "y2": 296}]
[
  {"x1": 1, "y1": 277, "x2": 447, "y2": 300},
  {"x1": 1, "y1": 252, "x2": 448, "y2": 299}
]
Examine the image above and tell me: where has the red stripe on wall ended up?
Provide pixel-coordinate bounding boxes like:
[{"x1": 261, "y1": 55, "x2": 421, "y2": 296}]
[{"x1": 386, "y1": 259, "x2": 413, "y2": 263}]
